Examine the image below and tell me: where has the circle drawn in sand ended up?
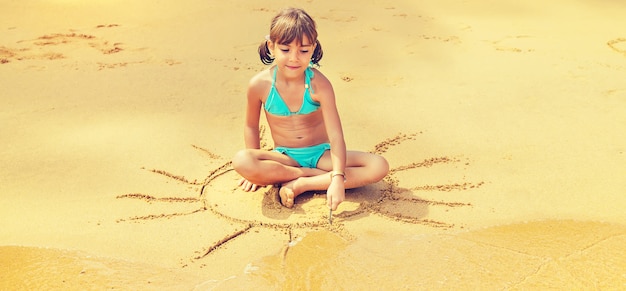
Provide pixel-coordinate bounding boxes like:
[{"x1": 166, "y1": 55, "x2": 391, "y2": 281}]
[{"x1": 116, "y1": 131, "x2": 484, "y2": 259}]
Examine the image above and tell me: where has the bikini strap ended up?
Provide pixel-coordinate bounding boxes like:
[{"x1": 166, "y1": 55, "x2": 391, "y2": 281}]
[
  {"x1": 304, "y1": 66, "x2": 314, "y2": 94},
  {"x1": 271, "y1": 66, "x2": 278, "y2": 87}
]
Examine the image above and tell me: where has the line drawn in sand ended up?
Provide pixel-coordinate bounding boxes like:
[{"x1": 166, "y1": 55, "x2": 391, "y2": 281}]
[{"x1": 116, "y1": 129, "x2": 484, "y2": 262}]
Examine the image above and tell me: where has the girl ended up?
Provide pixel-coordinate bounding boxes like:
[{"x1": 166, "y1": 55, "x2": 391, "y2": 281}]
[{"x1": 232, "y1": 8, "x2": 389, "y2": 211}]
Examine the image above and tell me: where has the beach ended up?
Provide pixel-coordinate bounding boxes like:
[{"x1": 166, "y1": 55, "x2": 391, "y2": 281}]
[{"x1": 1, "y1": 0, "x2": 626, "y2": 289}]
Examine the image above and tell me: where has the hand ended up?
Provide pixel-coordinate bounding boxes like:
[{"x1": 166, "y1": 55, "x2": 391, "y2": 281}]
[
  {"x1": 326, "y1": 178, "x2": 345, "y2": 211},
  {"x1": 238, "y1": 178, "x2": 261, "y2": 192}
]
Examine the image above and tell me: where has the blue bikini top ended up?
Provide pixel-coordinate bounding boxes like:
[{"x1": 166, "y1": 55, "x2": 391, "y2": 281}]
[{"x1": 264, "y1": 66, "x2": 319, "y2": 116}]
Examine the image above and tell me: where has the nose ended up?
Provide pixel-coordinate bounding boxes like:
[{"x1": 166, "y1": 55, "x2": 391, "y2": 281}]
[{"x1": 288, "y1": 50, "x2": 298, "y2": 61}]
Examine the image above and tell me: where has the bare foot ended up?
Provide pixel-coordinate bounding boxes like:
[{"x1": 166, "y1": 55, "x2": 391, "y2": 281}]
[{"x1": 279, "y1": 180, "x2": 297, "y2": 208}]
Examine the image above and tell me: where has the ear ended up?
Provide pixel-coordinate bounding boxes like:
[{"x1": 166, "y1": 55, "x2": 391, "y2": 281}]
[{"x1": 267, "y1": 40, "x2": 275, "y2": 51}]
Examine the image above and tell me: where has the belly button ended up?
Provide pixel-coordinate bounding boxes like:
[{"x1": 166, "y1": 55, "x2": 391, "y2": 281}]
[{"x1": 296, "y1": 136, "x2": 303, "y2": 139}]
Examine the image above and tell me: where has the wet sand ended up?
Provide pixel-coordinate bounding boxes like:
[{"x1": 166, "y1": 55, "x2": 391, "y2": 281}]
[{"x1": 1, "y1": 0, "x2": 626, "y2": 289}]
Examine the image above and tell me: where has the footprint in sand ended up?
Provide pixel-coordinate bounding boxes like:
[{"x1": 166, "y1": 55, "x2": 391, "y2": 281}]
[
  {"x1": 340, "y1": 75, "x2": 354, "y2": 82},
  {"x1": 318, "y1": 10, "x2": 358, "y2": 23},
  {"x1": 489, "y1": 35, "x2": 535, "y2": 53},
  {"x1": 0, "y1": 32, "x2": 123, "y2": 62},
  {"x1": 607, "y1": 38, "x2": 626, "y2": 56},
  {"x1": 115, "y1": 130, "x2": 485, "y2": 259},
  {"x1": 0, "y1": 26, "x2": 179, "y2": 69}
]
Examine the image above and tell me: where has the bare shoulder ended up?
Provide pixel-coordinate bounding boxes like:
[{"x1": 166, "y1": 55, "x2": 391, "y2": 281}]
[
  {"x1": 248, "y1": 67, "x2": 272, "y2": 99},
  {"x1": 310, "y1": 68, "x2": 335, "y2": 102}
]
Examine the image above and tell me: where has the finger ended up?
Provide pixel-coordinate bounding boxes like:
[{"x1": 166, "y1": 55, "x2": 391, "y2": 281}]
[
  {"x1": 244, "y1": 181, "x2": 253, "y2": 192},
  {"x1": 251, "y1": 184, "x2": 258, "y2": 192},
  {"x1": 238, "y1": 178, "x2": 245, "y2": 187},
  {"x1": 240, "y1": 181, "x2": 249, "y2": 191},
  {"x1": 331, "y1": 201, "x2": 338, "y2": 211},
  {"x1": 327, "y1": 194, "x2": 333, "y2": 209}
]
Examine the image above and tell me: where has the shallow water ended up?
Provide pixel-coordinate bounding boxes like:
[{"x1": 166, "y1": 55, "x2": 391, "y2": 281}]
[
  {"x1": 0, "y1": 246, "x2": 203, "y2": 290},
  {"x1": 207, "y1": 220, "x2": 626, "y2": 290},
  {"x1": 2, "y1": 220, "x2": 625, "y2": 290}
]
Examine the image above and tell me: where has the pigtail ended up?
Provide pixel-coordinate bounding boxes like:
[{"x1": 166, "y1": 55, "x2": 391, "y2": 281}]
[
  {"x1": 311, "y1": 39, "x2": 323, "y2": 66},
  {"x1": 258, "y1": 40, "x2": 274, "y2": 65}
]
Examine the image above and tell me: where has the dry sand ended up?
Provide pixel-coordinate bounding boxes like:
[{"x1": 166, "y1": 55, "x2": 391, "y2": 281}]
[{"x1": 1, "y1": 0, "x2": 626, "y2": 289}]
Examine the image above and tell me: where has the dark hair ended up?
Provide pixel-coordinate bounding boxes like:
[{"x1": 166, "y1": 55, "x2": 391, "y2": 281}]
[{"x1": 258, "y1": 8, "x2": 323, "y2": 66}]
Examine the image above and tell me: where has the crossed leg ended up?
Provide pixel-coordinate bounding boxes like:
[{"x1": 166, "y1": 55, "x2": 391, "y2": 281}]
[{"x1": 232, "y1": 149, "x2": 389, "y2": 208}]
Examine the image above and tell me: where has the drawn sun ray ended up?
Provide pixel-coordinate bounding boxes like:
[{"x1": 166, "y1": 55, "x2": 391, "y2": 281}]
[{"x1": 115, "y1": 131, "x2": 485, "y2": 261}]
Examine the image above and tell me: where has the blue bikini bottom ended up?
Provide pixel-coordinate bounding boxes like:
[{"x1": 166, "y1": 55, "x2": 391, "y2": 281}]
[{"x1": 274, "y1": 143, "x2": 331, "y2": 168}]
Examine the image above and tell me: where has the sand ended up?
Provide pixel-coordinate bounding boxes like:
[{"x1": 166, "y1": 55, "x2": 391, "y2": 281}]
[{"x1": 1, "y1": 0, "x2": 626, "y2": 289}]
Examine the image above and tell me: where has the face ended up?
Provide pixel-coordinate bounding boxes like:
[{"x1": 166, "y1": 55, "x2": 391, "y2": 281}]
[{"x1": 269, "y1": 36, "x2": 315, "y2": 77}]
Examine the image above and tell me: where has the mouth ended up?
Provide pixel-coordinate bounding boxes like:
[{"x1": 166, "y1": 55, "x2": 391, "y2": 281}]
[{"x1": 286, "y1": 65, "x2": 301, "y2": 70}]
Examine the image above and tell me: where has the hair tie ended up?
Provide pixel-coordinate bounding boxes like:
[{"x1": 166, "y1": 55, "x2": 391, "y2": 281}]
[{"x1": 264, "y1": 35, "x2": 270, "y2": 41}]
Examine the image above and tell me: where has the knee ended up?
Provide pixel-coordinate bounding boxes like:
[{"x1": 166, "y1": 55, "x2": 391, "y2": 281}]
[
  {"x1": 377, "y1": 156, "x2": 389, "y2": 180},
  {"x1": 368, "y1": 154, "x2": 389, "y2": 182},
  {"x1": 232, "y1": 149, "x2": 255, "y2": 176}
]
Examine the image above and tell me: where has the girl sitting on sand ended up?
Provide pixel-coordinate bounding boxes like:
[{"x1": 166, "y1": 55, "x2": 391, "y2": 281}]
[{"x1": 232, "y1": 7, "x2": 389, "y2": 211}]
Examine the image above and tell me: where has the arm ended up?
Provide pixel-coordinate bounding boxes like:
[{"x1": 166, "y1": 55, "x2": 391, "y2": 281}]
[
  {"x1": 316, "y1": 72, "x2": 346, "y2": 210},
  {"x1": 238, "y1": 76, "x2": 264, "y2": 191},
  {"x1": 244, "y1": 80, "x2": 263, "y2": 149},
  {"x1": 322, "y1": 95, "x2": 346, "y2": 177}
]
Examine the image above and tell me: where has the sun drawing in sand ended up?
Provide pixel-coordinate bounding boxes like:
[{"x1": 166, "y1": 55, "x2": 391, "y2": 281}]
[{"x1": 116, "y1": 130, "x2": 484, "y2": 261}]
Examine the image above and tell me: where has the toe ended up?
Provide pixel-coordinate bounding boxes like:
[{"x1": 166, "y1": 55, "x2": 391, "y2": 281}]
[{"x1": 279, "y1": 190, "x2": 294, "y2": 208}]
